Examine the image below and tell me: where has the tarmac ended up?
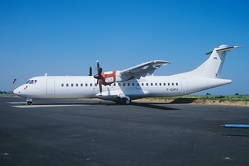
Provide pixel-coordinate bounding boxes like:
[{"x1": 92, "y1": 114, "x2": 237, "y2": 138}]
[{"x1": 1, "y1": 97, "x2": 249, "y2": 166}]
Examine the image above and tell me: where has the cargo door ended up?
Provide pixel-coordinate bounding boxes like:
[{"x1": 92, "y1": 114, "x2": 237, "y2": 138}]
[{"x1": 181, "y1": 78, "x2": 188, "y2": 94}]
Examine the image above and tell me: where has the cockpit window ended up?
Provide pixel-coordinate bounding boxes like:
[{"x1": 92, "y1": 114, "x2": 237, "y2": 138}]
[{"x1": 26, "y1": 80, "x2": 38, "y2": 84}]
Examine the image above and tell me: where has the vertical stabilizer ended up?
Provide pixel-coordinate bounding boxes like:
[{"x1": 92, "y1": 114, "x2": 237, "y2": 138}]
[{"x1": 173, "y1": 45, "x2": 241, "y2": 78}]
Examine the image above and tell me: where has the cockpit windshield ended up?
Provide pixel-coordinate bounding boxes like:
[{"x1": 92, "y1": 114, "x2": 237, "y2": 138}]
[{"x1": 26, "y1": 80, "x2": 38, "y2": 84}]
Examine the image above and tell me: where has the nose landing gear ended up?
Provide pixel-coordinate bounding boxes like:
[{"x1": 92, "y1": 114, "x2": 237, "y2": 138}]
[{"x1": 26, "y1": 98, "x2": 33, "y2": 105}]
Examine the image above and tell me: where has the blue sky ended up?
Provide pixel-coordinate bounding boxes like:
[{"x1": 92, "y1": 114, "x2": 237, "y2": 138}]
[{"x1": 1, "y1": 0, "x2": 249, "y2": 94}]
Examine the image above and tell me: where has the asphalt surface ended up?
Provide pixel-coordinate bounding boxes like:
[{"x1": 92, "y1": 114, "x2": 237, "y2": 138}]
[{"x1": 1, "y1": 97, "x2": 249, "y2": 166}]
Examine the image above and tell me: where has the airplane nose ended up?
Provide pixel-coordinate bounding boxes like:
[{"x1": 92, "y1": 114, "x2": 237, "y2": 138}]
[{"x1": 13, "y1": 88, "x2": 20, "y2": 95}]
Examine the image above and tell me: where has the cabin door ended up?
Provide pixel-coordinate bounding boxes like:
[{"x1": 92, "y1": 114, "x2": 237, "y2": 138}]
[{"x1": 46, "y1": 78, "x2": 55, "y2": 94}]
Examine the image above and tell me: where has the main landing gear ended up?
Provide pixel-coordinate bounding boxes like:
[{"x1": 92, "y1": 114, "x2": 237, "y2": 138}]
[
  {"x1": 26, "y1": 98, "x2": 33, "y2": 105},
  {"x1": 116, "y1": 97, "x2": 131, "y2": 105}
]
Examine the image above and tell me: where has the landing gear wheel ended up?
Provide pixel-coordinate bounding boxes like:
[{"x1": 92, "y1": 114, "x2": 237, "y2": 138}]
[
  {"x1": 26, "y1": 98, "x2": 33, "y2": 105},
  {"x1": 125, "y1": 99, "x2": 131, "y2": 105},
  {"x1": 26, "y1": 101, "x2": 32, "y2": 105},
  {"x1": 116, "y1": 96, "x2": 131, "y2": 105},
  {"x1": 121, "y1": 98, "x2": 131, "y2": 105}
]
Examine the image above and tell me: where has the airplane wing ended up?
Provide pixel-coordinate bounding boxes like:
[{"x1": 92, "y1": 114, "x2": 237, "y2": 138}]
[{"x1": 118, "y1": 60, "x2": 170, "y2": 80}]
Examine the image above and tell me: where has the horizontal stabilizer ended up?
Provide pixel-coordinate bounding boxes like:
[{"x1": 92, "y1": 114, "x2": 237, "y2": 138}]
[{"x1": 206, "y1": 45, "x2": 241, "y2": 55}]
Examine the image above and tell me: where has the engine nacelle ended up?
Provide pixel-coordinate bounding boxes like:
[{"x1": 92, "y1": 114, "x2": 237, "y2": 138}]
[
  {"x1": 100, "y1": 70, "x2": 123, "y2": 85},
  {"x1": 100, "y1": 70, "x2": 117, "y2": 85}
]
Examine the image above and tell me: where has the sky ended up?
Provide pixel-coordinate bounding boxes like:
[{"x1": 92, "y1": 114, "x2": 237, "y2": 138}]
[{"x1": 1, "y1": 0, "x2": 249, "y2": 95}]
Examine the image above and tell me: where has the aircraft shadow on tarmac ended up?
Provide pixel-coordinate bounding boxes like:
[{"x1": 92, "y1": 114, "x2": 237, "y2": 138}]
[
  {"x1": 130, "y1": 97, "x2": 198, "y2": 111},
  {"x1": 132, "y1": 102, "x2": 180, "y2": 110},
  {"x1": 31, "y1": 99, "x2": 180, "y2": 111},
  {"x1": 169, "y1": 97, "x2": 198, "y2": 104}
]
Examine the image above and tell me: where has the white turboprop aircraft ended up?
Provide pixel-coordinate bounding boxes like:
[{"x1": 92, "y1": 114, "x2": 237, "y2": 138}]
[{"x1": 14, "y1": 45, "x2": 240, "y2": 105}]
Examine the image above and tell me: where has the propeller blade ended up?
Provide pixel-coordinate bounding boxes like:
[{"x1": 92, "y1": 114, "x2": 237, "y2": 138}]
[
  {"x1": 94, "y1": 60, "x2": 103, "y2": 93},
  {"x1": 96, "y1": 60, "x2": 100, "y2": 69},
  {"x1": 94, "y1": 68, "x2": 102, "y2": 80},
  {"x1": 99, "y1": 80, "x2": 102, "y2": 93},
  {"x1": 98, "y1": 67, "x2": 102, "y2": 76}
]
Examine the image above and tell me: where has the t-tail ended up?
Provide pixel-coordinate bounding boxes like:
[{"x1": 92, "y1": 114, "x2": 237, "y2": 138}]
[{"x1": 173, "y1": 45, "x2": 241, "y2": 78}]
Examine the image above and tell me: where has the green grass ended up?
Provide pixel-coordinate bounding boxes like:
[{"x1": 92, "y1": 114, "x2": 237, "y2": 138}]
[
  {"x1": 0, "y1": 93, "x2": 16, "y2": 97},
  {"x1": 192, "y1": 95, "x2": 249, "y2": 102},
  {"x1": 147, "y1": 95, "x2": 249, "y2": 102}
]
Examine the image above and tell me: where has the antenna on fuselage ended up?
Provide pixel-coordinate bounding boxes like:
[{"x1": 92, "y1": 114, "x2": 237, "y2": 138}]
[
  {"x1": 12, "y1": 78, "x2": 17, "y2": 89},
  {"x1": 88, "y1": 67, "x2": 92, "y2": 76}
]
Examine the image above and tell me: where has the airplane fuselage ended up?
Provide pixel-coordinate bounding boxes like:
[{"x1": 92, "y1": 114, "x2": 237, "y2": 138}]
[{"x1": 14, "y1": 75, "x2": 231, "y2": 101}]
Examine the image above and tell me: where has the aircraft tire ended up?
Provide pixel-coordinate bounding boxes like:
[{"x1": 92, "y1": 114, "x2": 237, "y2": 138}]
[
  {"x1": 26, "y1": 101, "x2": 32, "y2": 105},
  {"x1": 125, "y1": 99, "x2": 131, "y2": 105},
  {"x1": 121, "y1": 98, "x2": 131, "y2": 105},
  {"x1": 116, "y1": 97, "x2": 131, "y2": 105}
]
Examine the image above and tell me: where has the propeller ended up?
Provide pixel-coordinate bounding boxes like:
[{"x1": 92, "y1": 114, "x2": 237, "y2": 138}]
[{"x1": 94, "y1": 61, "x2": 103, "y2": 93}]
